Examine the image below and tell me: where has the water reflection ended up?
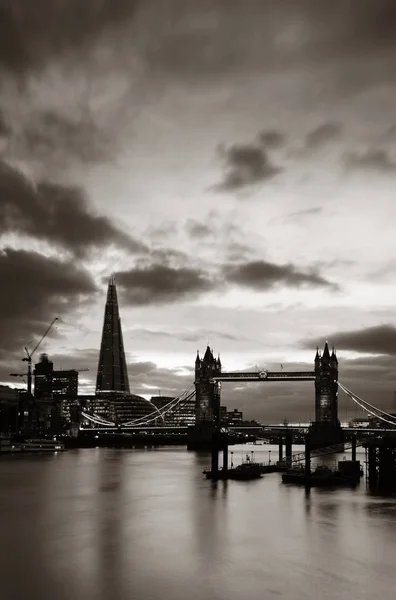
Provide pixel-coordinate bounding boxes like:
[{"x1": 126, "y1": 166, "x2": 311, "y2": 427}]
[{"x1": 0, "y1": 446, "x2": 396, "y2": 600}]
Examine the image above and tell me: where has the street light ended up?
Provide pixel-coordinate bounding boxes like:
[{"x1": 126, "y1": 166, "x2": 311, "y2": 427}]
[{"x1": 269, "y1": 449, "x2": 272, "y2": 465}]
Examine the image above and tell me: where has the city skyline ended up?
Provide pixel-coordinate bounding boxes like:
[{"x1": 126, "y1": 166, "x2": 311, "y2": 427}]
[{"x1": 1, "y1": 1, "x2": 396, "y2": 422}]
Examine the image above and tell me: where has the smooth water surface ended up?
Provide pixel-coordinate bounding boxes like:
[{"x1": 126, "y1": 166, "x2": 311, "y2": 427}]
[{"x1": 0, "y1": 445, "x2": 396, "y2": 600}]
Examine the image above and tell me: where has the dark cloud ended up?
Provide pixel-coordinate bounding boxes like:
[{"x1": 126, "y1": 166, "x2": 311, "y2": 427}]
[
  {"x1": 0, "y1": 160, "x2": 146, "y2": 256},
  {"x1": 139, "y1": 1, "x2": 396, "y2": 90},
  {"x1": 22, "y1": 110, "x2": 112, "y2": 165},
  {"x1": 2, "y1": 1, "x2": 396, "y2": 93},
  {"x1": 0, "y1": 0, "x2": 140, "y2": 75},
  {"x1": 305, "y1": 122, "x2": 343, "y2": 149},
  {"x1": 0, "y1": 111, "x2": 10, "y2": 137},
  {"x1": 0, "y1": 247, "x2": 96, "y2": 363},
  {"x1": 115, "y1": 264, "x2": 214, "y2": 305},
  {"x1": 285, "y1": 207, "x2": 323, "y2": 220},
  {"x1": 129, "y1": 328, "x2": 240, "y2": 343},
  {"x1": 302, "y1": 324, "x2": 396, "y2": 356},
  {"x1": 259, "y1": 130, "x2": 285, "y2": 149},
  {"x1": 382, "y1": 124, "x2": 396, "y2": 142},
  {"x1": 185, "y1": 219, "x2": 212, "y2": 239},
  {"x1": 223, "y1": 260, "x2": 336, "y2": 291},
  {"x1": 214, "y1": 143, "x2": 282, "y2": 192},
  {"x1": 344, "y1": 149, "x2": 396, "y2": 173}
]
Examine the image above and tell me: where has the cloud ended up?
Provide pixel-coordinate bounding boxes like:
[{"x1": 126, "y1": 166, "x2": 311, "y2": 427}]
[
  {"x1": 214, "y1": 142, "x2": 282, "y2": 192},
  {"x1": 185, "y1": 219, "x2": 212, "y2": 238},
  {"x1": 223, "y1": 260, "x2": 336, "y2": 291},
  {"x1": 259, "y1": 130, "x2": 285, "y2": 149},
  {"x1": 0, "y1": 0, "x2": 140, "y2": 75},
  {"x1": 0, "y1": 111, "x2": 10, "y2": 137},
  {"x1": 305, "y1": 122, "x2": 343, "y2": 149},
  {"x1": 115, "y1": 264, "x2": 214, "y2": 305},
  {"x1": 0, "y1": 247, "x2": 96, "y2": 362},
  {"x1": 21, "y1": 109, "x2": 113, "y2": 165},
  {"x1": 285, "y1": 207, "x2": 323, "y2": 220},
  {"x1": 129, "y1": 328, "x2": 240, "y2": 343},
  {"x1": 304, "y1": 324, "x2": 396, "y2": 356},
  {"x1": 344, "y1": 149, "x2": 396, "y2": 173},
  {"x1": 127, "y1": 360, "x2": 193, "y2": 397},
  {"x1": 0, "y1": 160, "x2": 147, "y2": 256}
]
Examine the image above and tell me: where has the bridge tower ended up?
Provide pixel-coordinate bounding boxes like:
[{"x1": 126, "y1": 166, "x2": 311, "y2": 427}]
[
  {"x1": 194, "y1": 346, "x2": 221, "y2": 425},
  {"x1": 311, "y1": 341, "x2": 343, "y2": 448},
  {"x1": 187, "y1": 346, "x2": 222, "y2": 450}
]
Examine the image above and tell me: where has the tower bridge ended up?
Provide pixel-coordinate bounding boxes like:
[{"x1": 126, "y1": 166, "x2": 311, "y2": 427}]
[{"x1": 191, "y1": 341, "x2": 341, "y2": 449}]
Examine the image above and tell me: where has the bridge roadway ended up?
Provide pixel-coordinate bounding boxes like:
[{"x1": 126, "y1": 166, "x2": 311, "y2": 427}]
[
  {"x1": 211, "y1": 371, "x2": 315, "y2": 382},
  {"x1": 80, "y1": 424, "x2": 396, "y2": 437}
]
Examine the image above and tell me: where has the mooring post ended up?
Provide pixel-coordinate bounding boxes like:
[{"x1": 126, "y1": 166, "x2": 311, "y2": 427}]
[
  {"x1": 368, "y1": 445, "x2": 377, "y2": 489},
  {"x1": 351, "y1": 434, "x2": 357, "y2": 462},
  {"x1": 305, "y1": 433, "x2": 311, "y2": 478},
  {"x1": 222, "y1": 432, "x2": 228, "y2": 474},
  {"x1": 211, "y1": 429, "x2": 219, "y2": 479}
]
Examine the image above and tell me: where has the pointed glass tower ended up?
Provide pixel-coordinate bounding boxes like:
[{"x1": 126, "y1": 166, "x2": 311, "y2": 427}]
[{"x1": 96, "y1": 275, "x2": 130, "y2": 394}]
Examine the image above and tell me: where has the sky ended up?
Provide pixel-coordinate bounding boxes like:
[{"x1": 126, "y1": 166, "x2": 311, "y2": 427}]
[{"x1": 1, "y1": 0, "x2": 396, "y2": 423}]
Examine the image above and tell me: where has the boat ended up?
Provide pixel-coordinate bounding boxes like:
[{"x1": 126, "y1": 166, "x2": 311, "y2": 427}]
[
  {"x1": 282, "y1": 462, "x2": 361, "y2": 487},
  {"x1": 203, "y1": 453, "x2": 265, "y2": 480},
  {"x1": 18, "y1": 439, "x2": 66, "y2": 453},
  {"x1": 0, "y1": 435, "x2": 21, "y2": 454}
]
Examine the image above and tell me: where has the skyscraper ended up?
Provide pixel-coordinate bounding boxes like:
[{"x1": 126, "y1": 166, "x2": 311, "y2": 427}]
[{"x1": 96, "y1": 275, "x2": 130, "y2": 394}]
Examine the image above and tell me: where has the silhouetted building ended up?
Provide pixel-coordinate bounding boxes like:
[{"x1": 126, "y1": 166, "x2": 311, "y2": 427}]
[
  {"x1": 0, "y1": 385, "x2": 20, "y2": 434},
  {"x1": 96, "y1": 275, "x2": 130, "y2": 394},
  {"x1": 34, "y1": 353, "x2": 53, "y2": 399},
  {"x1": 33, "y1": 354, "x2": 79, "y2": 431},
  {"x1": 83, "y1": 276, "x2": 159, "y2": 426}
]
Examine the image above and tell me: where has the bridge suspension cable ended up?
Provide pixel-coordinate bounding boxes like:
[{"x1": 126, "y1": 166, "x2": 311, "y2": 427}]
[
  {"x1": 338, "y1": 381, "x2": 396, "y2": 427},
  {"x1": 120, "y1": 388, "x2": 195, "y2": 427},
  {"x1": 120, "y1": 385, "x2": 196, "y2": 427},
  {"x1": 81, "y1": 412, "x2": 116, "y2": 427}
]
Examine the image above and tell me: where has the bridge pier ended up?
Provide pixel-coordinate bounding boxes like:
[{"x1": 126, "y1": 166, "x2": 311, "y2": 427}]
[
  {"x1": 278, "y1": 437, "x2": 283, "y2": 462},
  {"x1": 285, "y1": 434, "x2": 292, "y2": 466},
  {"x1": 351, "y1": 435, "x2": 357, "y2": 462},
  {"x1": 222, "y1": 433, "x2": 229, "y2": 474},
  {"x1": 211, "y1": 430, "x2": 219, "y2": 478}
]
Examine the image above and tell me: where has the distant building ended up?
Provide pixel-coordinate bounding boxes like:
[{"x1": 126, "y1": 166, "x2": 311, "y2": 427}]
[
  {"x1": 226, "y1": 409, "x2": 244, "y2": 426},
  {"x1": 33, "y1": 353, "x2": 79, "y2": 426},
  {"x1": 96, "y1": 275, "x2": 130, "y2": 394},
  {"x1": 150, "y1": 395, "x2": 196, "y2": 426},
  {"x1": 0, "y1": 385, "x2": 20, "y2": 434},
  {"x1": 34, "y1": 353, "x2": 54, "y2": 400},
  {"x1": 84, "y1": 275, "x2": 152, "y2": 426}
]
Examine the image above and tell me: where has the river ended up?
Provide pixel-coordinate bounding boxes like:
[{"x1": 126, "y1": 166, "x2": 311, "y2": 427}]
[{"x1": 0, "y1": 445, "x2": 396, "y2": 600}]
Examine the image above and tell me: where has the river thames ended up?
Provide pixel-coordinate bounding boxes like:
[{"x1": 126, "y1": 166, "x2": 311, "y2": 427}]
[{"x1": 1, "y1": 445, "x2": 396, "y2": 600}]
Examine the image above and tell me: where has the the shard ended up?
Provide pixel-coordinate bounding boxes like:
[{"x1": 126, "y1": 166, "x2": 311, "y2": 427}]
[{"x1": 96, "y1": 275, "x2": 130, "y2": 394}]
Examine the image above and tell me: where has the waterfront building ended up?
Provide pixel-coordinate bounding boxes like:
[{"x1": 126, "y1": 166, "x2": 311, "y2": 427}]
[
  {"x1": 33, "y1": 354, "x2": 79, "y2": 425},
  {"x1": 150, "y1": 394, "x2": 196, "y2": 426}
]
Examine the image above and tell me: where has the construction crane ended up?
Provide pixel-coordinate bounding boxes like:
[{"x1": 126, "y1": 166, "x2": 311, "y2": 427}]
[{"x1": 11, "y1": 317, "x2": 59, "y2": 397}]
